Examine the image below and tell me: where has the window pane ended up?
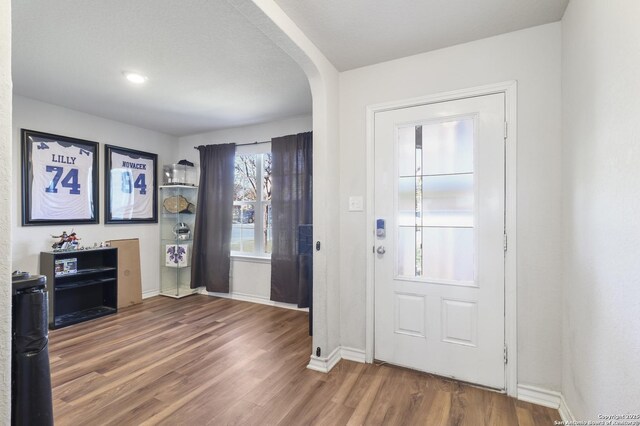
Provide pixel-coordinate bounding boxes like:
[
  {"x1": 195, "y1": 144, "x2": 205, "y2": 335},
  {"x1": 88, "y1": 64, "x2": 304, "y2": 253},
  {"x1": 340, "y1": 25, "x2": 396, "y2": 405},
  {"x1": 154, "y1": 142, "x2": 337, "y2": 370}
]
[
  {"x1": 232, "y1": 152, "x2": 272, "y2": 256},
  {"x1": 240, "y1": 204, "x2": 255, "y2": 224},
  {"x1": 262, "y1": 153, "x2": 272, "y2": 201},
  {"x1": 264, "y1": 227, "x2": 272, "y2": 254},
  {"x1": 232, "y1": 205, "x2": 241, "y2": 224},
  {"x1": 263, "y1": 203, "x2": 272, "y2": 253},
  {"x1": 231, "y1": 203, "x2": 255, "y2": 253},
  {"x1": 240, "y1": 204, "x2": 255, "y2": 253},
  {"x1": 234, "y1": 154, "x2": 257, "y2": 201},
  {"x1": 421, "y1": 118, "x2": 474, "y2": 175},
  {"x1": 240, "y1": 225, "x2": 255, "y2": 253},
  {"x1": 263, "y1": 203, "x2": 272, "y2": 228},
  {"x1": 230, "y1": 223, "x2": 241, "y2": 251}
]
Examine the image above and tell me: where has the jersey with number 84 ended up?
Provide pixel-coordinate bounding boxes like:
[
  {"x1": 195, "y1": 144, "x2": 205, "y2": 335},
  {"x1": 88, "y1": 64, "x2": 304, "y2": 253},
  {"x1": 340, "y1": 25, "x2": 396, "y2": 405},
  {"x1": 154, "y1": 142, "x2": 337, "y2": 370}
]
[{"x1": 109, "y1": 151, "x2": 154, "y2": 219}]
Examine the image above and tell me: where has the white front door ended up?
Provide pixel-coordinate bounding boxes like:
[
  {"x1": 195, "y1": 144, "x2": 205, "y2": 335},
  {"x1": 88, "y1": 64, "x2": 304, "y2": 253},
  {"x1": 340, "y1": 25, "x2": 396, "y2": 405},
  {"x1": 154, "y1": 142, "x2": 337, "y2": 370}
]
[{"x1": 374, "y1": 93, "x2": 506, "y2": 389}]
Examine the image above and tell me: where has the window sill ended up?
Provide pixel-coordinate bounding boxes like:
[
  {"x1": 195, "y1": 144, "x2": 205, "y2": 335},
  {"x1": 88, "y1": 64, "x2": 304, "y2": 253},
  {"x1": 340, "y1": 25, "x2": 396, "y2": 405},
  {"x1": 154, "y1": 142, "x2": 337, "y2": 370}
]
[{"x1": 230, "y1": 253, "x2": 271, "y2": 264}]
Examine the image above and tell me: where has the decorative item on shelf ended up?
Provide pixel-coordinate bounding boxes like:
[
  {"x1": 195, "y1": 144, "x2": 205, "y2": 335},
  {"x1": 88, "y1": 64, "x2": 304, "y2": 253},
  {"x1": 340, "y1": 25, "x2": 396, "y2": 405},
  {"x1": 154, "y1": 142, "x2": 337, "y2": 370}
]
[
  {"x1": 54, "y1": 258, "x2": 77, "y2": 276},
  {"x1": 173, "y1": 222, "x2": 191, "y2": 240},
  {"x1": 51, "y1": 230, "x2": 81, "y2": 250},
  {"x1": 165, "y1": 244, "x2": 189, "y2": 268},
  {"x1": 163, "y1": 159, "x2": 197, "y2": 186},
  {"x1": 163, "y1": 195, "x2": 196, "y2": 214}
]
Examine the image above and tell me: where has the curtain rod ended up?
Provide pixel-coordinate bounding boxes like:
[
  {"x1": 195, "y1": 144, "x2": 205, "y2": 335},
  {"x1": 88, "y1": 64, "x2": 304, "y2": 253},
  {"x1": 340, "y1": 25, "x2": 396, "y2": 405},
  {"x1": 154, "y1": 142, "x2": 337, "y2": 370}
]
[{"x1": 193, "y1": 140, "x2": 269, "y2": 149}]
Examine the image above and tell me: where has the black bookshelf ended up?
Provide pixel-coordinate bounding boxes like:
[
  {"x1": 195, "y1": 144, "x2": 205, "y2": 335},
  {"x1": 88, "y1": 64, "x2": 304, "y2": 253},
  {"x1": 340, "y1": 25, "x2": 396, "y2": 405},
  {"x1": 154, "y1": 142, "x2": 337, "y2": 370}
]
[{"x1": 40, "y1": 247, "x2": 118, "y2": 329}]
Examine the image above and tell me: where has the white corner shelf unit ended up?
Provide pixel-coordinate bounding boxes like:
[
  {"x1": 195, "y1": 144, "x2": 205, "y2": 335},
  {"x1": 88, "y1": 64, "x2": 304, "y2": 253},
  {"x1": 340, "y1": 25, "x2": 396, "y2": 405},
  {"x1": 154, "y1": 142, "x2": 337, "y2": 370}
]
[{"x1": 159, "y1": 185, "x2": 199, "y2": 298}]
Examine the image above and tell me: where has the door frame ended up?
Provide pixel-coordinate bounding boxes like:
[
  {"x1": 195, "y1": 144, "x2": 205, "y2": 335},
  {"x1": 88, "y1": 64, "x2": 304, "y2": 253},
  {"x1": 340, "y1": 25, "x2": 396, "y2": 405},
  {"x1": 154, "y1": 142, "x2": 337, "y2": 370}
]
[{"x1": 365, "y1": 81, "x2": 518, "y2": 396}]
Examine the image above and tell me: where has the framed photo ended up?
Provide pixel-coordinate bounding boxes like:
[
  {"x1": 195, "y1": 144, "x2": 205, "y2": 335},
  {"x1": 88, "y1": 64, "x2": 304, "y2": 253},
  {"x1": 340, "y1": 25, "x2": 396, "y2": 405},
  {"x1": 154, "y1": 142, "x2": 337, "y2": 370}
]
[
  {"x1": 105, "y1": 145, "x2": 158, "y2": 224},
  {"x1": 21, "y1": 129, "x2": 99, "y2": 226}
]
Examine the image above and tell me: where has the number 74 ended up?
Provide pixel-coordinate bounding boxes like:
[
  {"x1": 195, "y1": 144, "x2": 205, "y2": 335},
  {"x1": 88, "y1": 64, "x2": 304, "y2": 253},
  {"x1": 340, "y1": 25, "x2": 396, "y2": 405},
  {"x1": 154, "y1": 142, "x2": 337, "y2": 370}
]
[{"x1": 45, "y1": 166, "x2": 80, "y2": 195}]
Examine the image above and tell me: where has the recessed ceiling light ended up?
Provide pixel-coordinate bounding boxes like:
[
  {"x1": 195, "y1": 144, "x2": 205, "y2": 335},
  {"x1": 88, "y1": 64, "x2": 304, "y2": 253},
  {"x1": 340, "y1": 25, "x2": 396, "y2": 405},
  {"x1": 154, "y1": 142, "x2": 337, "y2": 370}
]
[{"x1": 123, "y1": 71, "x2": 148, "y2": 84}]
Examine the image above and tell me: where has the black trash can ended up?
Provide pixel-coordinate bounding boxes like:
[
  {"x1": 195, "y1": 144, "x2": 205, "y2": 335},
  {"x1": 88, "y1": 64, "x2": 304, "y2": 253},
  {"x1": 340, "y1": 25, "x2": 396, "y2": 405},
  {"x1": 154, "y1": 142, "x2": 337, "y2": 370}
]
[{"x1": 11, "y1": 271, "x2": 54, "y2": 426}]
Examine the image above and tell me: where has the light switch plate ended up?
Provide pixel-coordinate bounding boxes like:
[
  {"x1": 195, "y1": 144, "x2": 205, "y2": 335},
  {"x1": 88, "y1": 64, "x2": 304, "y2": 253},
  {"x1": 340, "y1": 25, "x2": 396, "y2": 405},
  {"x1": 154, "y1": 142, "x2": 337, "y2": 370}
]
[{"x1": 348, "y1": 196, "x2": 364, "y2": 212}]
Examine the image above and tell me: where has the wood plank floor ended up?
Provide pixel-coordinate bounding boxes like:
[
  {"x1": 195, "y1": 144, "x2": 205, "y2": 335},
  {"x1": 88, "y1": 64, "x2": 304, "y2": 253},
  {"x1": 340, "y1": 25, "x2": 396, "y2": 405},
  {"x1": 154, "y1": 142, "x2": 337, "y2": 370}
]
[{"x1": 49, "y1": 295, "x2": 560, "y2": 425}]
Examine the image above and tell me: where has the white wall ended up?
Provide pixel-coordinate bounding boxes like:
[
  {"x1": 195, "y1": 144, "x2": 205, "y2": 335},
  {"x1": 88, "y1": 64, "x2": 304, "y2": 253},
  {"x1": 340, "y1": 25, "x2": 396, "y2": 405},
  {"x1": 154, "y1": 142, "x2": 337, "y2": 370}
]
[
  {"x1": 339, "y1": 23, "x2": 563, "y2": 389},
  {"x1": 11, "y1": 96, "x2": 178, "y2": 296},
  {"x1": 178, "y1": 114, "x2": 312, "y2": 303},
  {"x1": 562, "y1": 0, "x2": 640, "y2": 418},
  {"x1": 0, "y1": 0, "x2": 12, "y2": 421},
  {"x1": 178, "y1": 114, "x2": 311, "y2": 154}
]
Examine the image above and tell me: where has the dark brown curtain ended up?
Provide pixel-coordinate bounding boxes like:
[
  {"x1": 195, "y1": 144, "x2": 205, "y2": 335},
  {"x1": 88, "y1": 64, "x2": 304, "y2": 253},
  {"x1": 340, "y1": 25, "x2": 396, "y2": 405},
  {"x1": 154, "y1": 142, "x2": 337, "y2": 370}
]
[
  {"x1": 270, "y1": 132, "x2": 312, "y2": 308},
  {"x1": 190, "y1": 143, "x2": 236, "y2": 292}
]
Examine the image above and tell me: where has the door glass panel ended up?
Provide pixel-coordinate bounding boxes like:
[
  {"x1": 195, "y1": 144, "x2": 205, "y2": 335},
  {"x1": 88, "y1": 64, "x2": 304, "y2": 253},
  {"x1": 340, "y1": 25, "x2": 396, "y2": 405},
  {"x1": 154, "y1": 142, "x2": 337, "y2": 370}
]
[
  {"x1": 398, "y1": 177, "x2": 417, "y2": 226},
  {"x1": 421, "y1": 227, "x2": 474, "y2": 282},
  {"x1": 398, "y1": 126, "x2": 418, "y2": 176},
  {"x1": 396, "y1": 118, "x2": 475, "y2": 284},
  {"x1": 421, "y1": 118, "x2": 473, "y2": 175},
  {"x1": 398, "y1": 226, "x2": 417, "y2": 277},
  {"x1": 422, "y1": 174, "x2": 474, "y2": 227}
]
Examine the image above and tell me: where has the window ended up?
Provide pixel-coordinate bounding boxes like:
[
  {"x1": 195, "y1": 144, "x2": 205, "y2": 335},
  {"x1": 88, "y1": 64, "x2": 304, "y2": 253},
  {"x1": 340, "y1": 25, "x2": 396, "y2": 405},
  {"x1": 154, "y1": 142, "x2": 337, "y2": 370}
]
[{"x1": 231, "y1": 152, "x2": 272, "y2": 256}]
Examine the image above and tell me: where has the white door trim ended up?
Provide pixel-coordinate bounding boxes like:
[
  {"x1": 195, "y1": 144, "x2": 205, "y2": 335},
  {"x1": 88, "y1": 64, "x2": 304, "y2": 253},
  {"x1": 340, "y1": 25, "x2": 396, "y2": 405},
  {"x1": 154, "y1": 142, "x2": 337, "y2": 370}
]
[{"x1": 365, "y1": 81, "x2": 518, "y2": 396}]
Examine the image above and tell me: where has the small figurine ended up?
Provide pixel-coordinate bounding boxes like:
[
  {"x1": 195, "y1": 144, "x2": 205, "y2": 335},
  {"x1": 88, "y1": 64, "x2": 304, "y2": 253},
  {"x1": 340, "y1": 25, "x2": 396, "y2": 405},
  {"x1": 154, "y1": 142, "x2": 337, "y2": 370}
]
[
  {"x1": 51, "y1": 230, "x2": 81, "y2": 250},
  {"x1": 51, "y1": 231, "x2": 68, "y2": 248}
]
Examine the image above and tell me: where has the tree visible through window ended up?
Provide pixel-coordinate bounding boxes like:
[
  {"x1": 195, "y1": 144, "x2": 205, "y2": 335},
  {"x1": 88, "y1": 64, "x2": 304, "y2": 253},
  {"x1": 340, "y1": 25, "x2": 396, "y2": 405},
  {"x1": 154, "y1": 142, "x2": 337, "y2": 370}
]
[{"x1": 232, "y1": 153, "x2": 272, "y2": 255}]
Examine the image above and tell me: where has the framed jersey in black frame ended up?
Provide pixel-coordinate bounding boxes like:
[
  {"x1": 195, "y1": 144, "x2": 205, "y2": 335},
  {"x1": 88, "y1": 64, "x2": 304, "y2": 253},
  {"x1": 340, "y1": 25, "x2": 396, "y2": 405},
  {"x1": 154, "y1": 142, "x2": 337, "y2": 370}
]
[
  {"x1": 105, "y1": 145, "x2": 158, "y2": 224},
  {"x1": 21, "y1": 129, "x2": 99, "y2": 226}
]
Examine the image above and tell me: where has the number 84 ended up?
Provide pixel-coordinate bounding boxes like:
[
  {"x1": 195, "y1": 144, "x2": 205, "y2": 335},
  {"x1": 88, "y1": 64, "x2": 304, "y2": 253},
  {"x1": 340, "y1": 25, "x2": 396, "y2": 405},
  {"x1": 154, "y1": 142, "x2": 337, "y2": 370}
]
[{"x1": 121, "y1": 171, "x2": 147, "y2": 195}]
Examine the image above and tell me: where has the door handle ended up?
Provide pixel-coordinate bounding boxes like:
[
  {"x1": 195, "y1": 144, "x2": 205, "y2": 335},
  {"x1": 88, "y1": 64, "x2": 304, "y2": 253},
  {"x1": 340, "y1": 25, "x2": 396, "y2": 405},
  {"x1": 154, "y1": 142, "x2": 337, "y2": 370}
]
[{"x1": 376, "y1": 246, "x2": 386, "y2": 255}]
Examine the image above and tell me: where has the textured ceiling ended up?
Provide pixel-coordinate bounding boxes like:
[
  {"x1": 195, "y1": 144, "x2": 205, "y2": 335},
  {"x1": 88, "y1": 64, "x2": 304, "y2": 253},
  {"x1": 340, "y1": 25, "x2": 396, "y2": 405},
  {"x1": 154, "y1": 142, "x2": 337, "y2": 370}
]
[
  {"x1": 12, "y1": 1, "x2": 570, "y2": 136},
  {"x1": 12, "y1": 0, "x2": 312, "y2": 137},
  {"x1": 274, "y1": 0, "x2": 569, "y2": 71}
]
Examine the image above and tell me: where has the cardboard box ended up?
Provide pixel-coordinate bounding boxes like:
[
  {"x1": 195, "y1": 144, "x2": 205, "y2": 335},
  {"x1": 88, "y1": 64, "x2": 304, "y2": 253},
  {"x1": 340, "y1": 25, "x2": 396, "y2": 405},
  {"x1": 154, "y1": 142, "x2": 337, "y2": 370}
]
[{"x1": 108, "y1": 239, "x2": 143, "y2": 308}]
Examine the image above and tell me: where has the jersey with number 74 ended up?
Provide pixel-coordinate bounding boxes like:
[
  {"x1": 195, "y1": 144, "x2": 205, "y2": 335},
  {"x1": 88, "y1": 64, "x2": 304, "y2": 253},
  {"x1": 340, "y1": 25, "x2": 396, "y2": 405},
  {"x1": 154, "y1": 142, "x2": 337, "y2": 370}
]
[{"x1": 30, "y1": 138, "x2": 94, "y2": 220}]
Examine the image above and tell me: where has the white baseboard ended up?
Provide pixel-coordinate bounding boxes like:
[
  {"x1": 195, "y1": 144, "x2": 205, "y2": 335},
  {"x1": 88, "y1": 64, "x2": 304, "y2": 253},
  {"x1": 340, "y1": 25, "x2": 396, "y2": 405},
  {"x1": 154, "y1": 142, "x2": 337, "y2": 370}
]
[
  {"x1": 558, "y1": 393, "x2": 575, "y2": 422},
  {"x1": 518, "y1": 384, "x2": 561, "y2": 408},
  {"x1": 142, "y1": 289, "x2": 159, "y2": 299},
  {"x1": 202, "y1": 289, "x2": 308, "y2": 312},
  {"x1": 306, "y1": 346, "x2": 366, "y2": 374},
  {"x1": 307, "y1": 346, "x2": 341, "y2": 373},
  {"x1": 518, "y1": 384, "x2": 574, "y2": 422},
  {"x1": 340, "y1": 346, "x2": 366, "y2": 363}
]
